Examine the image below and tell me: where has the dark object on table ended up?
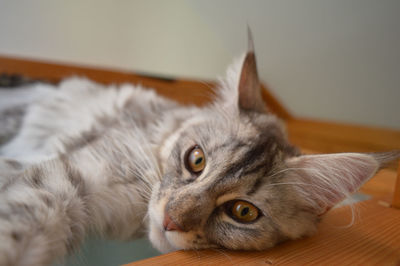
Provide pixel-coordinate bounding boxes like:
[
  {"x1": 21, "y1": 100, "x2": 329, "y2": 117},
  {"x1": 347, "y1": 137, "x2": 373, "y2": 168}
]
[{"x1": 0, "y1": 73, "x2": 42, "y2": 88}]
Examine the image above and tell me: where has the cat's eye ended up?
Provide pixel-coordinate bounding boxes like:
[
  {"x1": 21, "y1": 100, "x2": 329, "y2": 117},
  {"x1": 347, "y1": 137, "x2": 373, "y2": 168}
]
[
  {"x1": 185, "y1": 146, "x2": 206, "y2": 174},
  {"x1": 230, "y1": 200, "x2": 259, "y2": 223}
]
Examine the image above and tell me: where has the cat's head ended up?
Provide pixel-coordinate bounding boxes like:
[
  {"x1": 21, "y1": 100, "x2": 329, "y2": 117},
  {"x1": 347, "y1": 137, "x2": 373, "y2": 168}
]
[{"x1": 147, "y1": 39, "x2": 398, "y2": 253}]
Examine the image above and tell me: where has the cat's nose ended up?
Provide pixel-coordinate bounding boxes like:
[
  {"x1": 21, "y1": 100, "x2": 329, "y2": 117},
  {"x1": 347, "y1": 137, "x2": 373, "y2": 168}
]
[{"x1": 163, "y1": 212, "x2": 183, "y2": 232}]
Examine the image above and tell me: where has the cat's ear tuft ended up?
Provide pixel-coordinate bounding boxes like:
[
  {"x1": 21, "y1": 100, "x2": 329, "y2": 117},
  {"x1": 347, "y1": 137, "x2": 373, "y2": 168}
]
[
  {"x1": 238, "y1": 28, "x2": 267, "y2": 113},
  {"x1": 285, "y1": 151, "x2": 399, "y2": 214}
]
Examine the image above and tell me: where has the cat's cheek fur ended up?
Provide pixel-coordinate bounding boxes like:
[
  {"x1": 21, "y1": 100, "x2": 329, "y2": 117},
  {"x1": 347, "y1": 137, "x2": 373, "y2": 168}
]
[
  {"x1": 148, "y1": 184, "x2": 209, "y2": 252},
  {"x1": 164, "y1": 231, "x2": 212, "y2": 250},
  {"x1": 148, "y1": 184, "x2": 176, "y2": 253},
  {"x1": 148, "y1": 221, "x2": 176, "y2": 253}
]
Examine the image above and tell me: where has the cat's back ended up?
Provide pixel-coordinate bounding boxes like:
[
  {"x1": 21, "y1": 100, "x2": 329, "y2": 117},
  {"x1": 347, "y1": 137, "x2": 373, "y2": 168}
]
[{"x1": 0, "y1": 77, "x2": 177, "y2": 163}]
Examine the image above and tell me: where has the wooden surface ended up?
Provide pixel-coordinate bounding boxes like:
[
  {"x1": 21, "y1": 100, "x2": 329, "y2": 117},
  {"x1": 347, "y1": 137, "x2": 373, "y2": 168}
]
[
  {"x1": 0, "y1": 55, "x2": 214, "y2": 106},
  {"x1": 130, "y1": 200, "x2": 400, "y2": 265},
  {"x1": 128, "y1": 166, "x2": 400, "y2": 266},
  {"x1": 393, "y1": 161, "x2": 400, "y2": 208},
  {"x1": 287, "y1": 118, "x2": 400, "y2": 154},
  {"x1": 127, "y1": 119, "x2": 400, "y2": 265},
  {"x1": 0, "y1": 55, "x2": 292, "y2": 120},
  {"x1": 1, "y1": 54, "x2": 399, "y2": 265},
  {"x1": 287, "y1": 118, "x2": 400, "y2": 171}
]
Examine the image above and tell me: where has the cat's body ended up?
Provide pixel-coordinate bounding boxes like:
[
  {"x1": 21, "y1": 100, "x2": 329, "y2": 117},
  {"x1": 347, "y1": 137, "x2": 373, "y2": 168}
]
[
  {"x1": 0, "y1": 75, "x2": 197, "y2": 264},
  {"x1": 0, "y1": 47, "x2": 399, "y2": 265}
]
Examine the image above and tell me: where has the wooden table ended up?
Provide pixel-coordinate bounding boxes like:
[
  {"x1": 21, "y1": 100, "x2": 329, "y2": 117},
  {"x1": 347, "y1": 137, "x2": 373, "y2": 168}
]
[
  {"x1": 127, "y1": 122, "x2": 400, "y2": 266},
  {"x1": 130, "y1": 197, "x2": 400, "y2": 265},
  {"x1": 1, "y1": 54, "x2": 399, "y2": 265}
]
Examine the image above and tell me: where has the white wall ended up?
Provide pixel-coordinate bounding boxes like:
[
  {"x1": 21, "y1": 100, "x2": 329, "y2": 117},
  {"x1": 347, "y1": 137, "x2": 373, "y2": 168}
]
[{"x1": 0, "y1": 0, "x2": 399, "y2": 129}]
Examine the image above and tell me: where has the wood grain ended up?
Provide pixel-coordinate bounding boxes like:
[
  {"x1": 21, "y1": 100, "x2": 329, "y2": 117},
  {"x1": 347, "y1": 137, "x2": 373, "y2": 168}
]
[
  {"x1": 1, "y1": 54, "x2": 400, "y2": 265},
  {"x1": 127, "y1": 170, "x2": 399, "y2": 266},
  {"x1": 361, "y1": 169, "x2": 397, "y2": 200},
  {"x1": 286, "y1": 118, "x2": 400, "y2": 154},
  {"x1": 286, "y1": 118, "x2": 400, "y2": 172},
  {"x1": 128, "y1": 187, "x2": 400, "y2": 265},
  {"x1": 393, "y1": 161, "x2": 400, "y2": 208},
  {"x1": 126, "y1": 145, "x2": 400, "y2": 265}
]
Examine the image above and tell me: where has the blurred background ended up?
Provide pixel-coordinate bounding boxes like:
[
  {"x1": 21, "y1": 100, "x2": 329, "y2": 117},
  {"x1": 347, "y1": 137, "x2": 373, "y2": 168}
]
[
  {"x1": 0, "y1": 1, "x2": 399, "y2": 264},
  {"x1": 0, "y1": 0, "x2": 399, "y2": 129}
]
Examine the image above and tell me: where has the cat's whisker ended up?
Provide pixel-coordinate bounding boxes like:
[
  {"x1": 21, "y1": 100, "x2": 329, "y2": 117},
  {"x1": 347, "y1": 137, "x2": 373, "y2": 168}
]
[
  {"x1": 1, "y1": 40, "x2": 395, "y2": 266},
  {"x1": 141, "y1": 212, "x2": 150, "y2": 224},
  {"x1": 193, "y1": 82, "x2": 217, "y2": 101},
  {"x1": 341, "y1": 204, "x2": 356, "y2": 228},
  {"x1": 264, "y1": 181, "x2": 339, "y2": 196},
  {"x1": 199, "y1": 80, "x2": 215, "y2": 92}
]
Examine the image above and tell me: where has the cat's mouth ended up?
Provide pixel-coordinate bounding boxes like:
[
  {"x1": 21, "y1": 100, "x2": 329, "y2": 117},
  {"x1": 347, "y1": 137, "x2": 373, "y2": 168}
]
[
  {"x1": 148, "y1": 191, "x2": 180, "y2": 253},
  {"x1": 149, "y1": 208, "x2": 194, "y2": 253},
  {"x1": 148, "y1": 184, "x2": 213, "y2": 253},
  {"x1": 149, "y1": 215, "x2": 209, "y2": 253},
  {"x1": 148, "y1": 219, "x2": 177, "y2": 253},
  {"x1": 148, "y1": 198, "x2": 202, "y2": 252}
]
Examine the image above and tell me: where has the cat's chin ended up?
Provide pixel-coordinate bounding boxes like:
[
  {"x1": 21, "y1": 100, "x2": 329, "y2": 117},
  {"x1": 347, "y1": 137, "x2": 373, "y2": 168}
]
[
  {"x1": 148, "y1": 184, "x2": 179, "y2": 253},
  {"x1": 148, "y1": 201, "x2": 185, "y2": 253},
  {"x1": 149, "y1": 220, "x2": 204, "y2": 253},
  {"x1": 148, "y1": 220, "x2": 178, "y2": 253},
  {"x1": 147, "y1": 183, "x2": 210, "y2": 252}
]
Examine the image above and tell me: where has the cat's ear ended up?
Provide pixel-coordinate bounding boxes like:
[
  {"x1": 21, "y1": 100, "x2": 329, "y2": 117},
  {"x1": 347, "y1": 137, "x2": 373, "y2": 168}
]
[
  {"x1": 237, "y1": 29, "x2": 267, "y2": 113},
  {"x1": 285, "y1": 151, "x2": 399, "y2": 214}
]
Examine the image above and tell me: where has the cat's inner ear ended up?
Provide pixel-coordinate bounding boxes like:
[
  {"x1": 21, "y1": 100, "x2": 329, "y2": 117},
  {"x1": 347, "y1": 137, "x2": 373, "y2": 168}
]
[
  {"x1": 238, "y1": 51, "x2": 266, "y2": 113},
  {"x1": 285, "y1": 153, "x2": 382, "y2": 214}
]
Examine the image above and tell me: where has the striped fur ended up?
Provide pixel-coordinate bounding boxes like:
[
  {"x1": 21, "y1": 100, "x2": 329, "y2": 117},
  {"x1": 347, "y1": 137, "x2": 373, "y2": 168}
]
[{"x1": 0, "y1": 52, "x2": 399, "y2": 265}]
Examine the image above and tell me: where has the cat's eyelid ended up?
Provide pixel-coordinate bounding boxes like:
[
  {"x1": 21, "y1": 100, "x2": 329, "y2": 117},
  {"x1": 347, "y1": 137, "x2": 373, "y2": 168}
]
[
  {"x1": 221, "y1": 211, "x2": 259, "y2": 227},
  {"x1": 216, "y1": 196, "x2": 260, "y2": 212},
  {"x1": 215, "y1": 193, "x2": 241, "y2": 206}
]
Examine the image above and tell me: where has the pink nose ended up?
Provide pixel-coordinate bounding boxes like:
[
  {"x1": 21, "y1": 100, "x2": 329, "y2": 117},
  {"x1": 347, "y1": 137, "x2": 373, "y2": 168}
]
[{"x1": 163, "y1": 212, "x2": 183, "y2": 232}]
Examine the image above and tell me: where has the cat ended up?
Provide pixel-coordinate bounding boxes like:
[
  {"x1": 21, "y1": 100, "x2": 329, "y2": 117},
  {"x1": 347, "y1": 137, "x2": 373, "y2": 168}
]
[{"x1": 0, "y1": 36, "x2": 399, "y2": 266}]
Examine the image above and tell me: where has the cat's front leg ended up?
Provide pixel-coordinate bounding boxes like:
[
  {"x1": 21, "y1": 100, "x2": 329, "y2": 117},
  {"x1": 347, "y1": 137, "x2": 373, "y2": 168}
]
[{"x1": 0, "y1": 159, "x2": 89, "y2": 266}]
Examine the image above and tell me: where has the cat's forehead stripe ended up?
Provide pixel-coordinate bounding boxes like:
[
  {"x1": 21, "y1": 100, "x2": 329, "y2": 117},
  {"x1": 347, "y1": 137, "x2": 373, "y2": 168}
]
[
  {"x1": 246, "y1": 175, "x2": 266, "y2": 196},
  {"x1": 214, "y1": 133, "x2": 278, "y2": 184},
  {"x1": 206, "y1": 140, "x2": 246, "y2": 159}
]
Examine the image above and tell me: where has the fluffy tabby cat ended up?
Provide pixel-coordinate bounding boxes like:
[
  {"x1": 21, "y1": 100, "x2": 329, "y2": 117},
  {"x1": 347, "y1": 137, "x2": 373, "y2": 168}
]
[{"x1": 0, "y1": 36, "x2": 399, "y2": 265}]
